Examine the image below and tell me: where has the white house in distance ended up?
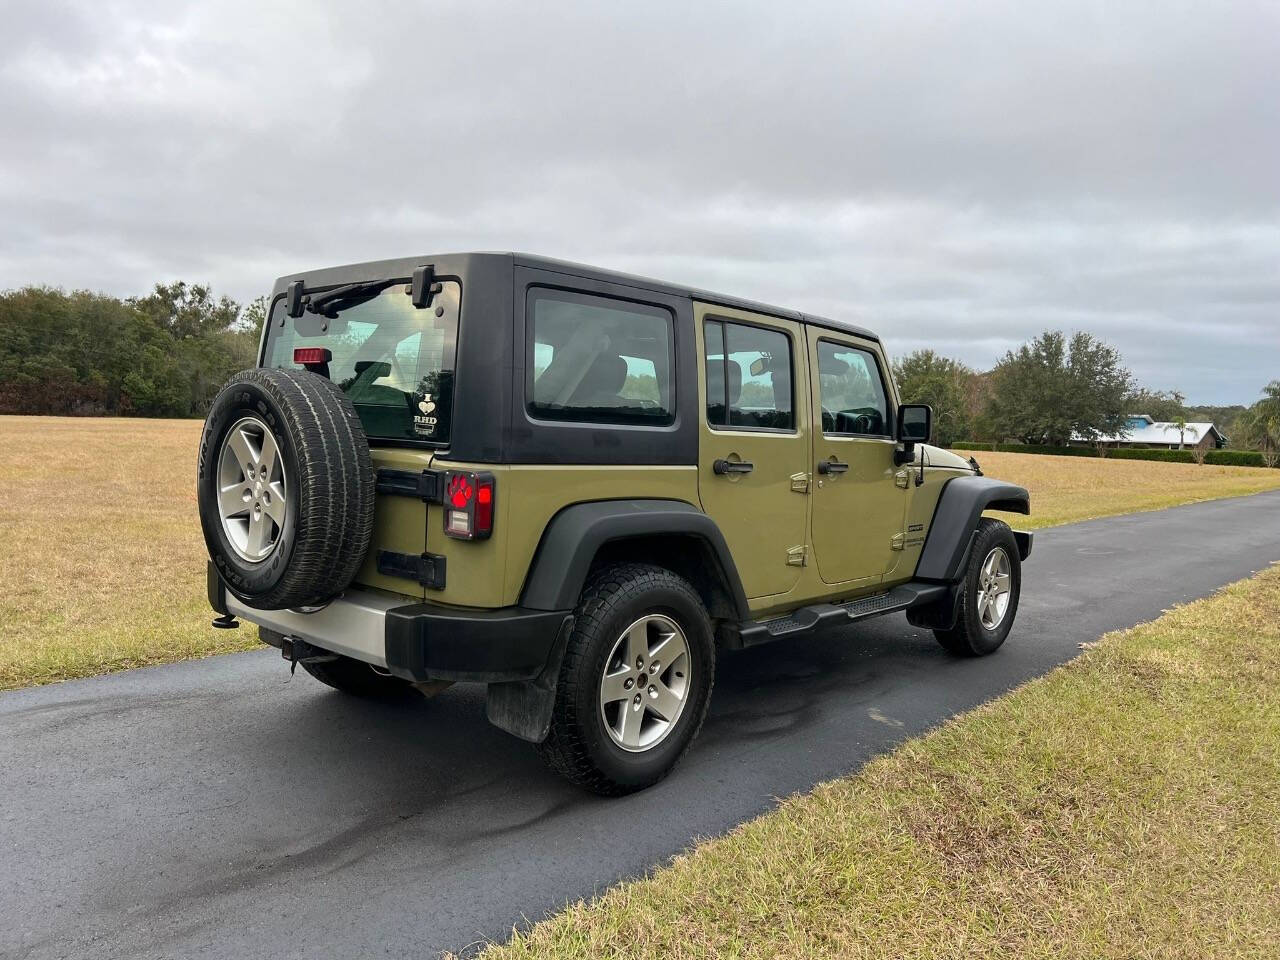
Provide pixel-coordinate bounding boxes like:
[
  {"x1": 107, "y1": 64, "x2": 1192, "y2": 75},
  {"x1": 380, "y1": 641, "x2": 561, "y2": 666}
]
[{"x1": 1071, "y1": 414, "x2": 1229, "y2": 451}]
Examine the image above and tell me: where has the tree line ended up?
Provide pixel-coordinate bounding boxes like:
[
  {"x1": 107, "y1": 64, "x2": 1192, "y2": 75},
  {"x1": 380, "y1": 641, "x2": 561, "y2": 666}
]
[
  {"x1": 2, "y1": 286, "x2": 1277, "y2": 464},
  {"x1": 892, "y1": 331, "x2": 1279, "y2": 462},
  {"x1": 0, "y1": 284, "x2": 265, "y2": 417}
]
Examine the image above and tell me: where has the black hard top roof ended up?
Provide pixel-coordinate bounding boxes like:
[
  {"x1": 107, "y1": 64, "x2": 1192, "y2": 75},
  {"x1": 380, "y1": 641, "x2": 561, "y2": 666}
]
[
  {"x1": 274, "y1": 251, "x2": 879, "y2": 343},
  {"x1": 510, "y1": 253, "x2": 879, "y2": 343}
]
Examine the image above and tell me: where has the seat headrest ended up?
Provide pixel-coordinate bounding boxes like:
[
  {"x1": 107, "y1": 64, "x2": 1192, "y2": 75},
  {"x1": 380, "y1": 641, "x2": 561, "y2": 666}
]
[
  {"x1": 354, "y1": 360, "x2": 391, "y2": 378},
  {"x1": 570, "y1": 353, "x2": 628, "y2": 402},
  {"x1": 706, "y1": 358, "x2": 743, "y2": 407}
]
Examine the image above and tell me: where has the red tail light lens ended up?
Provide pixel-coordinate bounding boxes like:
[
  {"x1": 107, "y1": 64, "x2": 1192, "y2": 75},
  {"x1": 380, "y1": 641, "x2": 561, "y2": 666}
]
[
  {"x1": 293, "y1": 347, "x2": 332, "y2": 365},
  {"x1": 447, "y1": 474, "x2": 473, "y2": 509},
  {"x1": 474, "y1": 479, "x2": 494, "y2": 536},
  {"x1": 443, "y1": 471, "x2": 494, "y2": 540}
]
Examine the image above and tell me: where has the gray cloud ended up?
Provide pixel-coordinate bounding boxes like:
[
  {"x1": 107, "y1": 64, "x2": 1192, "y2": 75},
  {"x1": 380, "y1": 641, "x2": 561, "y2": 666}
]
[{"x1": 2, "y1": 0, "x2": 1277, "y2": 403}]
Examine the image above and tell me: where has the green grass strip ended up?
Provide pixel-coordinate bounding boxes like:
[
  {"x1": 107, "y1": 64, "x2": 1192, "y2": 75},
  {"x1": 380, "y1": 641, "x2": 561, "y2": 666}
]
[{"x1": 475, "y1": 567, "x2": 1280, "y2": 959}]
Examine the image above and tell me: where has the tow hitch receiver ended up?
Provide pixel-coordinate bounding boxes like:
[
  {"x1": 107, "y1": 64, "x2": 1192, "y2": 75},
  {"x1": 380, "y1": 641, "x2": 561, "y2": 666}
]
[{"x1": 280, "y1": 635, "x2": 338, "y2": 673}]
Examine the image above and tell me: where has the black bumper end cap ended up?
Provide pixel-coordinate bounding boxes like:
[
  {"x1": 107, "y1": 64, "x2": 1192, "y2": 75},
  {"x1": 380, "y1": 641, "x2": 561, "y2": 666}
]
[{"x1": 384, "y1": 604, "x2": 573, "y2": 684}]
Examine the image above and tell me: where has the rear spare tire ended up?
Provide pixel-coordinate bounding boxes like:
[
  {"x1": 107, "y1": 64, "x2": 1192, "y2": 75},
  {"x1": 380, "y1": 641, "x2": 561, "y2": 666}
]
[{"x1": 198, "y1": 368, "x2": 375, "y2": 610}]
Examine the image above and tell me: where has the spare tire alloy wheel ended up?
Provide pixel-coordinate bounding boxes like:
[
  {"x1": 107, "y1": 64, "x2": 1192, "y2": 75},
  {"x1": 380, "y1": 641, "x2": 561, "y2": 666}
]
[
  {"x1": 198, "y1": 368, "x2": 375, "y2": 611},
  {"x1": 217, "y1": 416, "x2": 288, "y2": 562}
]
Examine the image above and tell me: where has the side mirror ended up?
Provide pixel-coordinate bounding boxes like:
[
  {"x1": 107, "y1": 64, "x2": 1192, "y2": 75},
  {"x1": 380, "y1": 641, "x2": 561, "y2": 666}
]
[{"x1": 898, "y1": 403, "x2": 932, "y2": 443}]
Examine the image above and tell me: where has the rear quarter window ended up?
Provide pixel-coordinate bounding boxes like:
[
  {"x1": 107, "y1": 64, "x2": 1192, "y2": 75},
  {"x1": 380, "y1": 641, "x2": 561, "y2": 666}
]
[{"x1": 526, "y1": 288, "x2": 675, "y2": 426}]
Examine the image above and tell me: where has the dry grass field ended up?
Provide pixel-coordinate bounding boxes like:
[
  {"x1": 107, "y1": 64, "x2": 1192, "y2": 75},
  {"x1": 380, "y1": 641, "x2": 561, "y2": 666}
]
[
  {"x1": 0, "y1": 416, "x2": 257, "y2": 690},
  {"x1": 476, "y1": 566, "x2": 1280, "y2": 960},
  {"x1": 974, "y1": 449, "x2": 1280, "y2": 529},
  {"x1": 2, "y1": 415, "x2": 1279, "y2": 690}
]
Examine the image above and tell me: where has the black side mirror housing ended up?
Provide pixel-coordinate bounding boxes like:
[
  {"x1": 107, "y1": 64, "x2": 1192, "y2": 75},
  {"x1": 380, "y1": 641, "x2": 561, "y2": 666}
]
[
  {"x1": 898, "y1": 403, "x2": 932, "y2": 443},
  {"x1": 894, "y1": 403, "x2": 932, "y2": 464}
]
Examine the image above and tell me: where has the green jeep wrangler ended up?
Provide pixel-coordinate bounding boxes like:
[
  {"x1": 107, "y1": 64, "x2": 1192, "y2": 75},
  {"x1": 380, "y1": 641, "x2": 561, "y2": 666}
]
[{"x1": 199, "y1": 253, "x2": 1031, "y2": 794}]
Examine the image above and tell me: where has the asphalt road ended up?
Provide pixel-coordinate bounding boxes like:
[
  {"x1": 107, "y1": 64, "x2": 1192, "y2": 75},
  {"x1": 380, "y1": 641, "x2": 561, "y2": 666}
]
[{"x1": 4, "y1": 490, "x2": 1280, "y2": 960}]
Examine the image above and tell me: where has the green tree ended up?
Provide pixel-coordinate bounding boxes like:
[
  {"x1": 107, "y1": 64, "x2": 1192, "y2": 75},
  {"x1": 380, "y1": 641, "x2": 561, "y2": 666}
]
[
  {"x1": 236, "y1": 295, "x2": 269, "y2": 341},
  {"x1": 891, "y1": 349, "x2": 972, "y2": 447},
  {"x1": 1237, "y1": 381, "x2": 1280, "y2": 467},
  {"x1": 1168, "y1": 415, "x2": 1199, "y2": 451},
  {"x1": 1126, "y1": 388, "x2": 1186, "y2": 423},
  {"x1": 985, "y1": 330, "x2": 1132, "y2": 448},
  {"x1": 0, "y1": 282, "x2": 261, "y2": 418},
  {"x1": 128, "y1": 281, "x2": 240, "y2": 340}
]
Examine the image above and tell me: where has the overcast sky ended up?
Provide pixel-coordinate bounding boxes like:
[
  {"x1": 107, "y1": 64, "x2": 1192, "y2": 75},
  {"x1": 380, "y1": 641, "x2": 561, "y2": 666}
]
[{"x1": 2, "y1": 1, "x2": 1276, "y2": 404}]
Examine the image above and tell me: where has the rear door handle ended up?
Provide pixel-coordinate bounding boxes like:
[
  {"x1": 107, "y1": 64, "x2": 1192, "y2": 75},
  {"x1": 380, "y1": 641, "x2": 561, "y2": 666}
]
[
  {"x1": 817, "y1": 459, "x2": 849, "y2": 475},
  {"x1": 713, "y1": 458, "x2": 755, "y2": 475}
]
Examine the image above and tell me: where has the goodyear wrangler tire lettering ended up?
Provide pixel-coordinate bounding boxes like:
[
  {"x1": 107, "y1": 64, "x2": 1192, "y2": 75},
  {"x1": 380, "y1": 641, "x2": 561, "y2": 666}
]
[{"x1": 197, "y1": 367, "x2": 376, "y2": 610}]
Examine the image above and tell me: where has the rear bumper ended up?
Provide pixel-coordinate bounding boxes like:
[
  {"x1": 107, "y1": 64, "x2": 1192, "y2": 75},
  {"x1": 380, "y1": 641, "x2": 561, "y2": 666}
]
[{"x1": 213, "y1": 566, "x2": 571, "y2": 683}]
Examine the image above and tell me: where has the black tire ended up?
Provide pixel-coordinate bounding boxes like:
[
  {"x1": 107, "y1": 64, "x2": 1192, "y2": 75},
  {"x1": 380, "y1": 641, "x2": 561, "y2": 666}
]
[
  {"x1": 302, "y1": 655, "x2": 418, "y2": 701},
  {"x1": 537, "y1": 563, "x2": 715, "y2": 796},
  {"x1": 934, "y1": 517, "x2": 1021, "y2": 656},
  {"x1": 198, "y1": 368, "x2": 375, "y2": 610}
]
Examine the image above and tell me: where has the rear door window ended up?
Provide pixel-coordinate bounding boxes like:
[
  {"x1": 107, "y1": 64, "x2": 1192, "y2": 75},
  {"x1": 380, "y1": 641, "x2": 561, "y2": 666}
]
[{"x1": 703, "y1": 319, "x2": 795, "y2": 431}]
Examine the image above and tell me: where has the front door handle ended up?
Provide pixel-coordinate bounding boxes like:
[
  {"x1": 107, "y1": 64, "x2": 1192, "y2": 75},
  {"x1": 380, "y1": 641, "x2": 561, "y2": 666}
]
[
  {"x1": 817, "y1": 459, "x2": 849, "y2": 475},
  {"x1": 713, "y1": 458, "x2": 755, "y2": 476}
]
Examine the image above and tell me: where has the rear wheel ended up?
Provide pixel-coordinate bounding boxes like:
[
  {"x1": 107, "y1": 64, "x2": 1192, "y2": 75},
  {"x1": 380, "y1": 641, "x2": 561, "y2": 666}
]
[
  {"x1": 537, "y1": 563, "x2": 715, "y2": 795},
  {"x1": 934, "y1": 518, "x2": 1021, "y2": 656},
  {"x1": 302, "y1": 654, "x2": 418, "y2": 701}
]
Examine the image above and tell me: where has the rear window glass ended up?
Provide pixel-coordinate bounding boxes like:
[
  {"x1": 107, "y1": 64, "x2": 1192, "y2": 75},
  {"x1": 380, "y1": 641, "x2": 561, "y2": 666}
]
[
  {"x1": 527, "y1": 288, "x2": 674, "y2": 426},
  {"x1": 263, "y1": 281, "x2": 459, "y2": 444}
]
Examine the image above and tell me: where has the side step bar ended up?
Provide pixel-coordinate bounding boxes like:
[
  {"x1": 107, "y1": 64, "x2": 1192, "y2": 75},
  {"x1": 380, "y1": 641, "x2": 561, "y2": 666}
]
[{"x1": 736, "y1": 582, "x2": 949, "y2": 648}]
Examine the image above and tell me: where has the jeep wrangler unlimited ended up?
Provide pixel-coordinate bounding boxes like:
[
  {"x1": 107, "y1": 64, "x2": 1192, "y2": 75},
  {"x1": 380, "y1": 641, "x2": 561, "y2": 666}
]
[{"x1": 199, "y1": 253, "x2": 1031, "y2": 794}]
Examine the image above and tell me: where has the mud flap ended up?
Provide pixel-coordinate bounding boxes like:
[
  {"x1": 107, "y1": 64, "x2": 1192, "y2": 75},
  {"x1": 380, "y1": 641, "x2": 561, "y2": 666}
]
[
  {"x1": 905, "y1": 584, "x2": 963, "y2": 632},
  {"x1": 484, "y1": 616, "x2": 575, "y2": 743}
]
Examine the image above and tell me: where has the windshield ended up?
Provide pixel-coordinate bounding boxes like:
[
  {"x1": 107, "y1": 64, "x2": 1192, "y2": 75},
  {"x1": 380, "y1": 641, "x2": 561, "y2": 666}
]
[{"x1": 263, "y1": 280, "x2": 459, "y2": 444}]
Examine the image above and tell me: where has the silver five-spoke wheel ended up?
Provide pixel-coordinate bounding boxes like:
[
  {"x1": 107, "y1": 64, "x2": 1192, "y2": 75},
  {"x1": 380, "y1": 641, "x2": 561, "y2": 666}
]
[
  {"x1": 217, "y1": 416, "x2": 287, "y2": 562},
  {"x1": 976, "y1": 546, "x2": 1012, "y2": 630},
  {"x1": 599, "y1": 614, "x2": 691, "y2": 752}
]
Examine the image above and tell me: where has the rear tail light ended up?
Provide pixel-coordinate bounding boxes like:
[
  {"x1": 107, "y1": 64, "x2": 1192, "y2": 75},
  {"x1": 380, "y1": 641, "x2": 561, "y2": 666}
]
[{"x1": 443, "y1": 471, "x2": 495, "y2": 540}]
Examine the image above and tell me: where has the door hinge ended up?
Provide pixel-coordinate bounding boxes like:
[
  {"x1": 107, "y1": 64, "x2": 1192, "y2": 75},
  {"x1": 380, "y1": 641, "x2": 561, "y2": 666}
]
[
  {"x1": 895, "y1": 470, "x2": 910, "y2": 489},
  {"x1": 786, "y1": 545, "x2": 808, "y2": 566},
  {"x1": 377, "y1": 550, "x2": 447, "y2": 589},
  {"x1": 375, "y1": 468, "x2": 444, "y2": 504},
  {"x1": 890, "y1": 532, "x2": 924, "y2": 552},
  {"x1": 790, "y1": 472, "x2": 811, "y2": 494}
]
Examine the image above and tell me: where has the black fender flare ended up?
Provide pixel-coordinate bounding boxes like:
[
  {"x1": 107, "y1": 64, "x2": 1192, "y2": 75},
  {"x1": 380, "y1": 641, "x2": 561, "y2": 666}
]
[
  {"x1": 914, "y1": 476, "x2": 1031, "y2": 583},
  {"x1": 518, "y1": 499, "x2": 750, "y2": 620}
]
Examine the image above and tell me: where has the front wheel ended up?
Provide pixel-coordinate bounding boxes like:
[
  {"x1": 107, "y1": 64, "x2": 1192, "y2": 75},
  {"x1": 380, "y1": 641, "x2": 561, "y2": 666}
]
[
  {"x1": 537, "y1": 563, "x2": 715, "y2": 795},
  {"x1": 934, "y1": 518, "x2": 1021, "y2": 656}
]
